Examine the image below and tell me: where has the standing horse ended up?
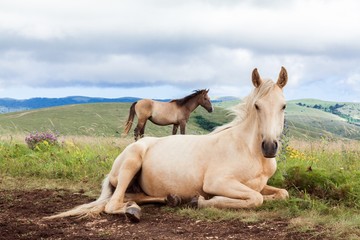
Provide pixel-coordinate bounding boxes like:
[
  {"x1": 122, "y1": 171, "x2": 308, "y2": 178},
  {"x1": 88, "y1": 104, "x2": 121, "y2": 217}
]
[
  {"x1": 45, "y1": 67, "x2": 289, "y2": 222},
  {"x1": 123, "y1": 89, "x2": 213, "y2": 141}
]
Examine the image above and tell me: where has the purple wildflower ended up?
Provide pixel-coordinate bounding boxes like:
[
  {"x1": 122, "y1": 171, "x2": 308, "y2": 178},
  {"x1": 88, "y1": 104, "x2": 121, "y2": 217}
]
[{"x1": 25, "y1": 131, "x2": 59, "y2": 150}]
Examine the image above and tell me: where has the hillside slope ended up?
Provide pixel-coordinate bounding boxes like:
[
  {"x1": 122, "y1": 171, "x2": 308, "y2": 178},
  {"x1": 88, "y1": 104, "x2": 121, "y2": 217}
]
[
  {"x1": 286, "y1": 101, "x2": 360, "y2": 140},
  {"x1": 0, "y1": 103, "x2": 232, "y2": 138},
  {"x1": 1, "y1": 99, "x2": 360, "y2": 140},
  {"x1": 214, "y1": 99, "x2": 360, "y2": 140}
]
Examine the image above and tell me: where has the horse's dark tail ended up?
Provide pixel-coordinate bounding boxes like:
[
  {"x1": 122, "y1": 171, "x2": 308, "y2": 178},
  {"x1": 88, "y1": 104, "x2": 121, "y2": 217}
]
[{"x1": 123, "y1": 102, "x2": 137, "y2": 136}]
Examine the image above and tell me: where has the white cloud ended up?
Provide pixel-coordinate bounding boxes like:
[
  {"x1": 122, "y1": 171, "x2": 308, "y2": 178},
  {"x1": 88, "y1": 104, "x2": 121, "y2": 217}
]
[
  {"x1": 344, "y1": 73, "x2": 360, "y2": 93},
  {"x1": 0, "y1": 0, "x2": 360, "y2": 101}
]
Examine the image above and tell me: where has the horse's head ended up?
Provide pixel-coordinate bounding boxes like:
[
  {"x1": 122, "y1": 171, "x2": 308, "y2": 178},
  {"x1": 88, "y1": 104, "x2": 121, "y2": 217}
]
[
  {"x1": 252, "y1": 67, "x2": 288, "y2": 158},
  {"x1": 199, "y1": 89, "x2": 214, "y2": 113}
]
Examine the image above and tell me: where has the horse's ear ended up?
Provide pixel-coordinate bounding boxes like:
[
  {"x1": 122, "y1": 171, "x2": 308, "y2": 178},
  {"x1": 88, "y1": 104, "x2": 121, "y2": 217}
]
[
  {"x1": 277, "y1": 66, "x2": 288, "y2": 89},
  {"x1": 252, "y1": 68, "x2": 262, "y2": 88},
  {"x1": 206, "y1": 89, "x2": 209, "y2": 93}
]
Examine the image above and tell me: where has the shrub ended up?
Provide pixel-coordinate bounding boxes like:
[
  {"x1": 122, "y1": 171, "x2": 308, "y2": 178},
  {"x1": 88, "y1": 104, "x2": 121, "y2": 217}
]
[
  {"x1": 194, "y1": 115, "x2": 222, "y2": 131},
  {"x1": 25, "y1": 131, "x2": 59, "y2": 150},
  {"x1": 284, "y1": 166, "x2": 359, "y2": 208}
]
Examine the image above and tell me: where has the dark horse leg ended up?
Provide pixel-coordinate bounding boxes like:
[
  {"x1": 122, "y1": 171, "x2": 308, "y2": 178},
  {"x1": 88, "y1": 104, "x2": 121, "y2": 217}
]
[
  {"x1": 134, "y1": 127, "x2": 139, "y2": 141},
  {"x1": 172, "y1": 124, "x2": 179, "y2": 135},
  {"x1": 134, "y1": 120, "x2": 147, "y2": 141},
  {"x1": 139, "y1": 121, "x2": 147, "y2": 139},
  {"x1": 180, "y1": 120, "x2": 186, "y2": 134}
]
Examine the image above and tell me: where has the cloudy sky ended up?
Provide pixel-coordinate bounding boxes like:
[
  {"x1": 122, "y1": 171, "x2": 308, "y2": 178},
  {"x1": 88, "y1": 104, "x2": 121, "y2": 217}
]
[{"x1": 0, "y1": 0, "x2": 360, "y2": 102}]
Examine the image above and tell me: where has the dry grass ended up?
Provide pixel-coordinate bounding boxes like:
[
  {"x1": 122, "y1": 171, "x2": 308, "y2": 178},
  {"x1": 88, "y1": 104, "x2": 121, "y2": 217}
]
[{"x1": 289, "y1": 138, "x2": 360, "y2": 152}]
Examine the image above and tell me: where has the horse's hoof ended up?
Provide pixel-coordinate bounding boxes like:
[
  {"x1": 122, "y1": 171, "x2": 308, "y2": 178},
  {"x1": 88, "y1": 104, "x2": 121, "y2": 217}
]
[
  {"x1": 125, "y1": 207, "x2": 141, "y2": 223},
  {"x1": 166, "y1": 194, "x2": 182, "y2": 207},
  {"x1": 188, "y1": 196, "x2": 199, "y2": 209},
  {"x1": 125, "y1": 203, "x2": 141, "y2": 223}
]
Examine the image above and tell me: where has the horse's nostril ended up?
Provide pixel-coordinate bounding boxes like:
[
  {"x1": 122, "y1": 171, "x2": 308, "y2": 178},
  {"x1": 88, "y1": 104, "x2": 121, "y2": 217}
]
[{"x1": 274, "y1": 141, "x2": 278, "y2": 150}]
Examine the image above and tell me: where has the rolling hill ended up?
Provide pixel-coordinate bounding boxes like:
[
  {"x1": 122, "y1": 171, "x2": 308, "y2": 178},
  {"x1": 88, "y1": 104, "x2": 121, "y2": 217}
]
[
  {"x1": 218, "y1": 99, "x2": 360, "y2": 140},
  {"x1": 285, "y1": 100, "x2": 360, "y2": 140},
  {"x1": 0, "y1": 99, "x2": 360, "y2": 140},
  {"x1": 0, "y1": 103, "x2": 233, "y2": 138}
]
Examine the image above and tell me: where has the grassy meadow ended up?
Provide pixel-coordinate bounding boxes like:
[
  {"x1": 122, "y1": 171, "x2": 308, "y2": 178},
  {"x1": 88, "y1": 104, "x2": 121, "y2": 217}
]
[{"x1": 1, "y1": 101, "x2": 360, "y2": 239}]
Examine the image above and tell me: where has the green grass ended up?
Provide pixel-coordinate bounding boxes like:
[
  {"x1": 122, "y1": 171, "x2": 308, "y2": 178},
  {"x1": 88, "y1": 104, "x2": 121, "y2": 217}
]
[{"x1": 0, "y1": 136, "x2": 123, "y2": 186}]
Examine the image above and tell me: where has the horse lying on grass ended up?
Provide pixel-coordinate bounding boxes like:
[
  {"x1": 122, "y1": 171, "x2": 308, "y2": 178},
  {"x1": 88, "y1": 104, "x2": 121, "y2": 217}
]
[
  {"x1": 45, "y1": 67, "x2": 289, "y2": 222},
  {"x1": 123, "y1": 89, "x2": 213, "y2": 141}
]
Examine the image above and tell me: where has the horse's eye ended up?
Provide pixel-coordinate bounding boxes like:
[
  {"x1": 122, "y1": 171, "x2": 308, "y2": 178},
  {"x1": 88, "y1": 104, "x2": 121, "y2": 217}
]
[
  {"x1": 255, "y1": 104, "x2": 260, "y2": 110},
  {"x1": 282, "y1": 104, "x2": 286, "y2": 110}
]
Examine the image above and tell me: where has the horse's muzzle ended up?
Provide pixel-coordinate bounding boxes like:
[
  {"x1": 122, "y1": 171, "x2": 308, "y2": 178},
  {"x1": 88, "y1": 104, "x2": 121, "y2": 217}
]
[
  {"x1": 207, "y1": 107, "x2": 214, "y2": 113},
  {"x1": 261, "y1": 140, "x2": 278, "y2": 158}
]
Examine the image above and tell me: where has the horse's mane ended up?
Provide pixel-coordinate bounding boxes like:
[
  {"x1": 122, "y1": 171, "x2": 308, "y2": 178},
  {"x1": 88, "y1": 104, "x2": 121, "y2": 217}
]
[
  {"x1": 212, "y1": 80, "x2": 276, "y2": 134},
  {"x1": 170, "y1": 89, "x2": 207, "y2": 106}
]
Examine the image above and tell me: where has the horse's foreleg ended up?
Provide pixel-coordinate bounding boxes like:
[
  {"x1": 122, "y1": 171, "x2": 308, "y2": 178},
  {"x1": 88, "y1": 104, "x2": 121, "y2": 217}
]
[
  {"x1": 172, "y1": 124, "x2": 179, "y2": 135},
  {"x1": 179, "y1": 120, "x2": 186, "y2": 134},
  {"x1": 197, "y1": 194, "x2": 263, "y2": 209},
  {"x1": 260, "y1": 184, "x2": 289, "y2": 201},
  {"x1": 200, "y1": 177, "x2": 264, "y2": 209}
]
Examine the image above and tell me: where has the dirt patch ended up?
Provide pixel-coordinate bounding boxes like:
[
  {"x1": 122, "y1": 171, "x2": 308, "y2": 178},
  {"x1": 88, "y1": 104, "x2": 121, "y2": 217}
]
[{"x1": 0, "y1": 189, "x2": 325, "y2": 240}]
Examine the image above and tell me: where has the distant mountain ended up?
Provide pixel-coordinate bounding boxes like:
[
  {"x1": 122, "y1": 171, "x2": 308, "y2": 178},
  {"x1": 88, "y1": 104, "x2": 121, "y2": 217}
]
[
  {"x1": 0, "y1": 96, "x2": 143, "y2": 113},
  {"x1": 214, "y1": 96, "x2": 239, "y2": 101},
  {"x1": 0, "y1": 95, "x2": 232, "y2": 114}
]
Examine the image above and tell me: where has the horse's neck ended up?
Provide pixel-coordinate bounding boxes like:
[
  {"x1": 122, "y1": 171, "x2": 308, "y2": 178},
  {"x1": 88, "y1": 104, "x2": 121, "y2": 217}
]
[
  {"x1": 234, "y1": 115, "x2": 262, "y2": 156},
  {"x1": 182, "y1": 96, "x2": 201, "y2": 113}
]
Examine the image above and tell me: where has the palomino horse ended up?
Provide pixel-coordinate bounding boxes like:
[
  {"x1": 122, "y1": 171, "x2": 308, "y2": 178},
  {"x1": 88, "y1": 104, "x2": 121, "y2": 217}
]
[
  {"x1": 45, "y1": 67, "x2": 289, "y2": 222},
  {"x1": 123, "y1": 89, "x2": 213, "y2": 140}
]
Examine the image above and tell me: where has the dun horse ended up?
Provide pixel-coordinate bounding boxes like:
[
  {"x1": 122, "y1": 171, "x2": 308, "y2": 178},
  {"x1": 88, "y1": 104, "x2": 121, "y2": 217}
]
[
  {"x1": 123, "y1": 89, "x2": 213, "y2": 140},
  {"x1": 45, "y1": 67, "x2": 289, "y2": 222}
]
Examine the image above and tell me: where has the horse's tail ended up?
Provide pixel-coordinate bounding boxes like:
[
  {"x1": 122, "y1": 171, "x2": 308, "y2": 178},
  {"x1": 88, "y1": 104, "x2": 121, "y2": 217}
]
[
  {"x1": 43, "y1": 175, "x2": 113, "y2": 219},
  {"x1": 123, "y1": 102, "x2": 137, "y2": 136}
]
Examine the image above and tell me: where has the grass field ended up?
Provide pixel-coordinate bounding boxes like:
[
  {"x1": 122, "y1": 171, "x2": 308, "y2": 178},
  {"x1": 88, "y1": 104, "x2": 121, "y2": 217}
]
[{"x1": 1, "y1": 133, "x2": 360, "y2": 239}]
